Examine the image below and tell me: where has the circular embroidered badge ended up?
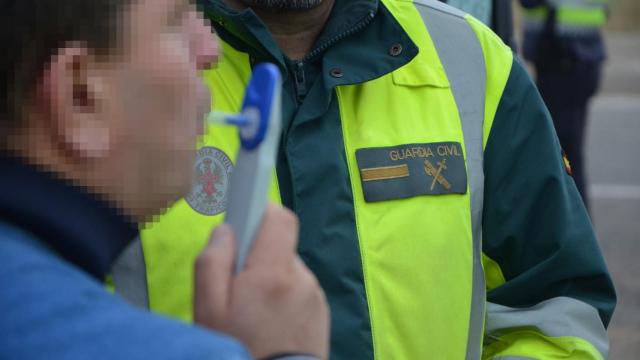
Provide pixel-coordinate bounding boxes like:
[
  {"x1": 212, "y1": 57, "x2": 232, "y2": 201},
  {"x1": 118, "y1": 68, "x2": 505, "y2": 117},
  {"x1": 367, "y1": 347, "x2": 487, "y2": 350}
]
[{"x1": 185, "y1": 146, "x2": 234, "y2": 216}]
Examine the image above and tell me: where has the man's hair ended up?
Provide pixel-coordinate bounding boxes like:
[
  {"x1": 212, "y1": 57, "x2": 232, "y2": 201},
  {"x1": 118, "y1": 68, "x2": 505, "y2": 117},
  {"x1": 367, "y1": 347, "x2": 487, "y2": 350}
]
[{"x1": 0, "y1": 0, "x2": 131, "y2": 142}]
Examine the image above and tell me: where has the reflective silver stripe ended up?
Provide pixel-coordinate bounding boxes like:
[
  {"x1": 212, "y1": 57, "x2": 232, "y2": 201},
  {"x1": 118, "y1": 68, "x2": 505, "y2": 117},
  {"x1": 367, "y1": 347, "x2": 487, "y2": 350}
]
[
  {"x1": 524, "y1": 19, "x2": 604, "y2": 34},
  {"x1": 111, "y1": 237, "x2": 150, "y2": 309},
  {"x1": 523, "y1": 16, "x2": 602, "y2": 35},
  {"x1": 414, "y1": 1, "x2": 487, "y2": 359},
  {"x1": 525, "y1": 20, "x2": 602, "y2": 35},
  {"x1": 548, "y1": 0, "x2": 607, "y2": 8},
  {"x1": 445, "y1": 0, "x2": 492, "y2": 26},
  {"x1": 486, "y1": 296, "x2": 609, "y2": 357}
]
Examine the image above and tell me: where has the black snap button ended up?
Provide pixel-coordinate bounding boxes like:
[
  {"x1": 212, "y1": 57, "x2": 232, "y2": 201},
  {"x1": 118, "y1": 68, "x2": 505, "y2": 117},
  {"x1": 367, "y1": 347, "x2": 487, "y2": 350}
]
[
  {"x1": 389, "y1": 43, "x2": 403, "y2": 57},
  {"x1": 329, "y1": 68, "x2": 344, "y2": 78}
]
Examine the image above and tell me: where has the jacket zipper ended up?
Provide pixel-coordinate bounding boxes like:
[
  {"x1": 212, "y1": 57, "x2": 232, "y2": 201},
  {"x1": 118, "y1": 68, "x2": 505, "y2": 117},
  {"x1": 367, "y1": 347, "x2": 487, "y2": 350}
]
[
  {"x1": 292, "y1": 61, "x2": 307, "y2": 104},
  {"x1": 284, "y1": 9, "x2": 377, "y2": 211},
  {"x1": 290, "y1": 10, "x2": 376, "y2": 105},
  {"x1": 304, "y1": 10, "x2": 376, "y2": 63}
]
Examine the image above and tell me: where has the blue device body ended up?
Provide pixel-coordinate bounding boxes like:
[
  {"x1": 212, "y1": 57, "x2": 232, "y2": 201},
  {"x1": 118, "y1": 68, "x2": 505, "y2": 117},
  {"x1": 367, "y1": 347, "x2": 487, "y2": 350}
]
[
  {"x1": 222, "y1": 63, "x2": 283, "y2": 273},
  {"x1": 238, "y1": 64, "x2": 280, "y2": 150}
]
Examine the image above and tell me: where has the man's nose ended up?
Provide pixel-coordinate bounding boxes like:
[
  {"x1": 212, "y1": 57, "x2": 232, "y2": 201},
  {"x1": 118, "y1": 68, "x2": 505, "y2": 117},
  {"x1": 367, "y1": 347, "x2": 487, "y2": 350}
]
[{"x1": 189, "y1": 11, "x2": 219, "y2": 71}]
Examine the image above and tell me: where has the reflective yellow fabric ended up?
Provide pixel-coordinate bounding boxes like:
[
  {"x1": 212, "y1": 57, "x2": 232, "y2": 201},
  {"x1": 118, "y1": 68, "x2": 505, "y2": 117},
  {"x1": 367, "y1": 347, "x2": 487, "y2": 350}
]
[
  {"x1": 483, "y1": 330, "x2": 605, "y2": 360},
  {"x1": 483, "y1": 253, "x2": 507, "y2": 291},
  {"x1": 463, "y1": 16, "x2": 513, "y2": 148},
  {"x1": 140, "y1": 41, "x2": 281, "y2": 321},
  {"x1": 333, "y1": 1, "x2": 512, "y2": 357},
  {"x1": 524, "y1": 6, "x2": 607, "y2": 28},
  {"x1": 105, "y1": 275, "x2": 115, "y2": 294}
]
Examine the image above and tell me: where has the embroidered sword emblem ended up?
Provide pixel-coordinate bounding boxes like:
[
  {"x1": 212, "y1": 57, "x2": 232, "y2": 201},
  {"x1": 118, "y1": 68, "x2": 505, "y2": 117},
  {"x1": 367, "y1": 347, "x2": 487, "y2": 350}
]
[{"x1": 424, "y1": 159, "x2": 452, "y2": 191}]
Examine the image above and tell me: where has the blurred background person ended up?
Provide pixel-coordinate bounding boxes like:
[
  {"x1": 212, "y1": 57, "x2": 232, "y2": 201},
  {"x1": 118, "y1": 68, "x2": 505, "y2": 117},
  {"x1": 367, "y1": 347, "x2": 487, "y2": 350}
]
[
  {"x1": 520, "y1": 0, "x2": 608, "y2": 209},
  {"x1": 514, "y1": 0, "x2": 640, "y2": 358}
]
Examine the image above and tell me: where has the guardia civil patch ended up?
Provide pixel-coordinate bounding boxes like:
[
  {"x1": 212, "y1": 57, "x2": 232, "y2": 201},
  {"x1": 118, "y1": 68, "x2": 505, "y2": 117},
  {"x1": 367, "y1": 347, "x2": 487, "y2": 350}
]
[
  {"x1": 356, "y1": 142, "x2": 467, "y2": 202},
  {"x1": 185, "y1": 146, "x2": 234, "y2": 216}
]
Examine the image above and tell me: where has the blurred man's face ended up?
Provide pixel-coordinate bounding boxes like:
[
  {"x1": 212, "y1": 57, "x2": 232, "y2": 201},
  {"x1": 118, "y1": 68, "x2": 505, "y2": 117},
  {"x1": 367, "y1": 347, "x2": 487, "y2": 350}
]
[{"x1": 94, "y1": 0, "x2": 218, "y2": 218}]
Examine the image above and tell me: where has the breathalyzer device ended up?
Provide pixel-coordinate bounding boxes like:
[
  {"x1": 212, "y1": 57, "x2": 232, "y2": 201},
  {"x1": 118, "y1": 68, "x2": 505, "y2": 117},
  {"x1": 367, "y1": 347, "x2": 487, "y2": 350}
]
[{"x1": 206, "y1": 63, "x2": 282, "y2": 273}]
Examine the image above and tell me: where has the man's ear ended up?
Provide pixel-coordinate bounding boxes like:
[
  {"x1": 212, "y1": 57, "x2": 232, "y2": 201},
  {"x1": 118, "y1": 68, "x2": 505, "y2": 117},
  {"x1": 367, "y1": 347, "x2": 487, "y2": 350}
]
[{"x1": 39, "y1": 45, "x2": 111, "y2": 159}]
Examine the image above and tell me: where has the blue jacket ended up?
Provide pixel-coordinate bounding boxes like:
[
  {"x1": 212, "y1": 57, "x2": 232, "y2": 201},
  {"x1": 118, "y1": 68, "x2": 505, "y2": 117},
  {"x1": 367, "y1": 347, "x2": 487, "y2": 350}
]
[{"x1": 0, "y1": 156, "x2": 251, "y2": 360}]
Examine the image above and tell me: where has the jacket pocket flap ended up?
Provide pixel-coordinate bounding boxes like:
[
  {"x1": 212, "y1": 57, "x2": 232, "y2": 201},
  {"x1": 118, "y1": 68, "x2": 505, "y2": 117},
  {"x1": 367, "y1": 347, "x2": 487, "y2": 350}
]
[{"x1": 392, "y1": 61, "x2": 450, "y2": 88}]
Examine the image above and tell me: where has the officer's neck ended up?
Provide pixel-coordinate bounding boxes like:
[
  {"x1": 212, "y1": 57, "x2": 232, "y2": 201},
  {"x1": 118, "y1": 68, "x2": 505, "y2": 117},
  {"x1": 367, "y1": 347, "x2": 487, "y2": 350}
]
[{"x1": 224, "y1": 0, "x2": 335, "y2": 60}]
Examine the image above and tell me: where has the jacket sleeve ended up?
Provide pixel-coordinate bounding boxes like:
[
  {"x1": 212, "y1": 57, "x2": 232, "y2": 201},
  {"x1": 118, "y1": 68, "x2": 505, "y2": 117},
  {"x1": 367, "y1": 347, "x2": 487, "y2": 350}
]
[{"x1": 480, "y1": 58, "x2": 616, "y2": 360}]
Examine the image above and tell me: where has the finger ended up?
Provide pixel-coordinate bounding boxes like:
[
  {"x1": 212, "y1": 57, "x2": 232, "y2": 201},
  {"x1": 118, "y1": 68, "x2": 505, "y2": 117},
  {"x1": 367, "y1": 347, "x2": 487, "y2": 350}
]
[
  {"x1": 193, "y1": 223, "x2": 236, "y2": 328},
  {"x1": 245, "y1": 203, "x2": 299, "y2": 269}
]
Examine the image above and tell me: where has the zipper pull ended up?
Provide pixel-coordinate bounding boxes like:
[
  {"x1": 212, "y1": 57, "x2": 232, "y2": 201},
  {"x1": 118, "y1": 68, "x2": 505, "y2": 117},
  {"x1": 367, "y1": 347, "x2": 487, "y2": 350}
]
[{"x1": 293, "y1": 61, "x2": 307, "y2": 103}]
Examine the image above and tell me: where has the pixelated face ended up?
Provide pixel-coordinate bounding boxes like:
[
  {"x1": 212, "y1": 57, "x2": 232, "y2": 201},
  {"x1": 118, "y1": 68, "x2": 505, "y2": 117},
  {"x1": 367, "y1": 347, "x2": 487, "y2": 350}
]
[{"x1": 97, "y1": 0, "x2": 218, "y2": 216}]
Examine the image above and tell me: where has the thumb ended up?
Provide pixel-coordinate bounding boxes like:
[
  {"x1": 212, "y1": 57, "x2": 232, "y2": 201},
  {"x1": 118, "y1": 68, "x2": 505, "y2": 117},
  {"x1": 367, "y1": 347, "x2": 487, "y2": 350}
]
[{"x1": 194, "y1": 223, "x2": 236, "y2": 329}]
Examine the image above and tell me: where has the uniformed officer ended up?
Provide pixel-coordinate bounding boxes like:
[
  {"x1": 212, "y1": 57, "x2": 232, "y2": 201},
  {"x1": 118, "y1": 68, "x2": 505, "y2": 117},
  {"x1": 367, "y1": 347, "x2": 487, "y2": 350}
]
[
  {"x1": 520, "y1": 0, "x2": 608, "y2": 208},
  {"x1": 126, "y1": 0, "x2": 616, "y2": 358}
]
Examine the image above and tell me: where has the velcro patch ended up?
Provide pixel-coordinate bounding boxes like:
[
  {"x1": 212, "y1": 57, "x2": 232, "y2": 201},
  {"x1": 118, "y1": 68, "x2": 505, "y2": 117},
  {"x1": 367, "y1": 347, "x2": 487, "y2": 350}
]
[{"x1": 356, "y1": 142, "x2": 467, "y2": 202}]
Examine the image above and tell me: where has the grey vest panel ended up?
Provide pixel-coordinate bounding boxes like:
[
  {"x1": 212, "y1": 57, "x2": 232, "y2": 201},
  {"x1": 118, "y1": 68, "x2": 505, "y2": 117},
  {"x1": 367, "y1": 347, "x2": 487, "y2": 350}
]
[
  {"x1": 413, "y1": 1, "x2": 487, "y2": 359},
  {"x1": 111, "y1": 237, "x2": 149, "y2": 309},
  {"x1": 486, "y1": 297, "x2": 609, "y2": 358},
  {"x1": 445, "y1": 0, "x2": 493, "y2": 27}
]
